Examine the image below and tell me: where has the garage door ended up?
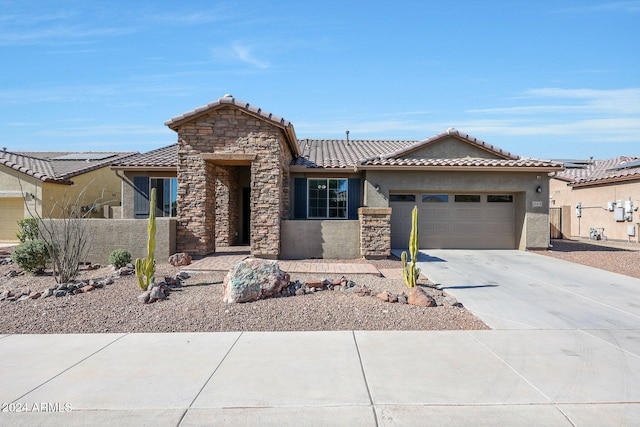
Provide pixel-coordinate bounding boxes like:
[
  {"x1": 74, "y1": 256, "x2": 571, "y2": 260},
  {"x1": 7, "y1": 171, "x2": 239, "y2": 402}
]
[
  {"x1": 0, "y1": 198, "x2": 24, "y2": 241},
  {"x1": 390, "y1": 193, "x2": 515, "y2": 249}
]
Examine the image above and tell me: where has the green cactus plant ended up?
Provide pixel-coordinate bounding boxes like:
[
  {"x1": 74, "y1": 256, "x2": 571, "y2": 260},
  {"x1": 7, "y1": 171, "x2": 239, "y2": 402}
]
[
  {"x1": 135, "y1": 188, "x2": 156, "y2": 290},
  {"x1": 401, "y1": 205, "x2": 421, "y2": 288}
]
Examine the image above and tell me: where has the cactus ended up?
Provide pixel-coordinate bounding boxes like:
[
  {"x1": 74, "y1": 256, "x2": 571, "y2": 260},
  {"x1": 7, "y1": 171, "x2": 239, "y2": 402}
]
[
  {"x1": 135, "y1": 188, "x2": 156, "y2": 290},
  {"x1": 401, "y1": 205, "x2": 421, "y2": 288}
]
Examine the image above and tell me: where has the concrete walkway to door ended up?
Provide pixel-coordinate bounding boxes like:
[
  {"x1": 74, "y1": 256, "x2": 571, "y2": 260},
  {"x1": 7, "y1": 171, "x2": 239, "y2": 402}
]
[{"x1": 414, "y1": 249, "x2": 640, "y2": 330}]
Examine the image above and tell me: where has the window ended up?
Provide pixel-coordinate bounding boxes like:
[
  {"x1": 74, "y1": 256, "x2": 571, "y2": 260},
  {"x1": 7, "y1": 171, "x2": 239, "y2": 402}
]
[
  {"x1": 308, "y1": 178, "x2": 347, "y2": 218},
  {"x1": 422, "y1": 194, "x2": 448, "y2": 203},
  {"x1": 151, "y1": 178, "x2": 178, "y2": 217},
  {"x1": 389, "y1": 194, "x2": 416, "y2": 202},
  {"x1": 454, "y1": 194, "x2": 481, "y2": 203},
  {"x1": 488, "y1": 195, "x2": 513, "y2": 203}
]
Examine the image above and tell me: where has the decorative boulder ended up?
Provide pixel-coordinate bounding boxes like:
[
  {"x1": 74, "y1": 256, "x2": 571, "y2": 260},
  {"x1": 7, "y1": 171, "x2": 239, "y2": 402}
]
[
  {"x1": 169, "y1": 252, "x2": 192, "y2": 266},
  {"x1": 408, "y1": 287, "x2": 437, "y2": 307},
  {"x1": 223, "y1": 258, "x2": 290, "y2": 303}
]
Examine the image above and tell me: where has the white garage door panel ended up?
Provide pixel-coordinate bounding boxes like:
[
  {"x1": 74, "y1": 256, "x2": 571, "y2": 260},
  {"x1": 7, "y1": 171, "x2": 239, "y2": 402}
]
[
  {"x1": 0, "y1": 198, "x2": 24, "y2": 241},
  {"x1": 391, "y1": 193, "x2": 515, "y2": 249}
]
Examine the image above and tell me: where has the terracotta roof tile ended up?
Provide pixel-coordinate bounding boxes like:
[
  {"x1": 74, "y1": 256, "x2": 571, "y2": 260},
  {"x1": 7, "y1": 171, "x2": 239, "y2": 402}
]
[
  {"x1": 113, "y1": 144, "x2": 177, "y2": 168},
  {"x1": 555, "y1": 156, "x2": 640, "y2": 185},
  {"x1": 364, "y1": 157, "x2": 562, "y2": 168},
  {"x1": 380, "y1": 128, "x2": 519, "y2": 160},
  {"x1": 0, "y1": 150, "x2": 137, "y2": 183}
]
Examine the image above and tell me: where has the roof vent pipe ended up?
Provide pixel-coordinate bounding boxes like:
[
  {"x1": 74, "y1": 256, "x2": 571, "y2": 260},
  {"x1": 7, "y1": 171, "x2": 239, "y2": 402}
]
[{"x1": 346, "y1": 130, "x2": 350, "y2": 145}]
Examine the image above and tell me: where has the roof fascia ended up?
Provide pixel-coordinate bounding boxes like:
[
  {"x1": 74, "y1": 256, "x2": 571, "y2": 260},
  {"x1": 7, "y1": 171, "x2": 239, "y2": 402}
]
[
  {"x1": 570, "y1": 174, "x2": 640, "y2": 188},
  {"x1": 358, "y1": 164, "x2": 564, "y2": 173}
]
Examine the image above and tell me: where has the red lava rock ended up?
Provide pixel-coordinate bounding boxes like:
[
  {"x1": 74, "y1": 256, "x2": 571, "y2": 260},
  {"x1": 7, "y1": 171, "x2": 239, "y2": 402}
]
[{"x1": 305, "y1": 281, "x2": 324, "y2": 288}]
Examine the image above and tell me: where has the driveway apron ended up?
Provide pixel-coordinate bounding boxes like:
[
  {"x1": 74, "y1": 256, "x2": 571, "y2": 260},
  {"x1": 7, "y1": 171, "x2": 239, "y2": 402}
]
[{"x1": 414, "y1": 249, "x2": 640, "y2": 330}]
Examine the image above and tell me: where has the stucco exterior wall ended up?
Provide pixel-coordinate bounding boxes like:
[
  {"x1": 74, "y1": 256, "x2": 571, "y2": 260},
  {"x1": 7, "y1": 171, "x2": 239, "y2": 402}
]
[
  {"x1": 44, "y1": 218, "x2": 176, "y2": 265},
  {"x1": 41, "y1": 167, "x2": 122, "y2": 219},
  {"x1": 280, "y1": 220, "x2": 360, "y2": 259},
  {"x1": 405, "y1": 137, "x2": 499, "y2": 159},
  {"x1": 550, "y1": 178, "x2": 640, "y2": 242},
  {"x1": 0, "y1": 165, "x2": 40, "y2": 218},
  {"x1": 363, "y1": 170, "x2": 551, "y2": 249}
]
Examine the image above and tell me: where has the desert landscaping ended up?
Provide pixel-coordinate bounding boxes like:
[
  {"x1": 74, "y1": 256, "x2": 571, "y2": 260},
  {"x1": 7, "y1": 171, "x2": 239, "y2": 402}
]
[{"x1": 0, "y1": 239, "x2": 637, "y2": 335}]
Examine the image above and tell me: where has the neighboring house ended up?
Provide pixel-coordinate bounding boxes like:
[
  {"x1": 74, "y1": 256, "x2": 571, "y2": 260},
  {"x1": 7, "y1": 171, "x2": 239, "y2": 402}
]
[
  {"x1": 114, "y1": 95, "x2": 563, "y2": 259},
  {"x1": 550, "y1": 156, "x2": 640, "y2": 242},
  {"x1": 0, "y1": 149, "x2": 136, "y2": 241}
]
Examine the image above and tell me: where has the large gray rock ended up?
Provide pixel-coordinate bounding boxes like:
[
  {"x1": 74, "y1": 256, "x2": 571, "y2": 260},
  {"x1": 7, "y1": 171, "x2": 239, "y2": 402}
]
[{"x1": 223, "y1": 258, "x2": 290, "y2": 303}]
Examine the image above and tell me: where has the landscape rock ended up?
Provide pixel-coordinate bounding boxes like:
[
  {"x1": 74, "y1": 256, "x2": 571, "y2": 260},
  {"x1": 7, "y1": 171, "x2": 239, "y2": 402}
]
[
  {"x1": 408, "y1": 287, "x2": 437, "y2": 307},
  {"x1": 29, "y1": 291, "x2": 41, "y2": 299},
  {"x1": 80, "y1": 285, "x2": 95, "y2": 293},
  {"x1": 42, "y1": 288, "x2": 53, "y2": 298},
  {"x1": 138, "y1": 291, "x2": 151, "y2": 304},
  {"x1": 223, "y1": 258, "x2": 290, "y2": 303},
  {"x1": 169, "y1": 252, "x2": 192, "y2": 267},
  {"x1": 377, "y1": 290, "x2": 390, "y2": 302},
  {"x1": 353, "y1": 286, "x2": 372, "y2": 297},
  {"x1": 55, "y1": 290, "x2": 68, "y2": 298}
]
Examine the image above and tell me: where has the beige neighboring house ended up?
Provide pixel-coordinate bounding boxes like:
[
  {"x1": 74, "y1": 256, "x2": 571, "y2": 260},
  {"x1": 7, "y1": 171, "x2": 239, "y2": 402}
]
[
  {"x1": 113, "y1": 95, "x2": 563, "y2": 259},
  {"x1": 550, "y1": 156, "x2": 640, "y2": 242},
  {"x1": 0, "y1": 149, "x2": 137, "y2": 242}
]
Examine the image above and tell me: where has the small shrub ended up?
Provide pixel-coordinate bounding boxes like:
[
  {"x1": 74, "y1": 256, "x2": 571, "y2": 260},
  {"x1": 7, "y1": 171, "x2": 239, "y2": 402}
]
[
  {"x1": 11, "y1": 239, "x2": 50, "y2": 273},
  {"x1": 16, "y1": 218, "x2": 39, "y2": 243},
  {"x1": 109, "y1": 249, "x2": 132, "y2": 269}
]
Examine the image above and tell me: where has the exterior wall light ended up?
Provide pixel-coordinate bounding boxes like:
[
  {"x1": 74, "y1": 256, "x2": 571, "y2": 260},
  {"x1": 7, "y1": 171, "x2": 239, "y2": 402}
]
[{"x1": 536, "y1": 186, "x2": 543, "y2": 193}]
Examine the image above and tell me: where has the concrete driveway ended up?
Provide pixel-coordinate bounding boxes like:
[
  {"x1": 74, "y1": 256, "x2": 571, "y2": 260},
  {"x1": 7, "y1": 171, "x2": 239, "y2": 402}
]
[{"x1": 416, "y1": 249, "x2": 640, "y2": 330}]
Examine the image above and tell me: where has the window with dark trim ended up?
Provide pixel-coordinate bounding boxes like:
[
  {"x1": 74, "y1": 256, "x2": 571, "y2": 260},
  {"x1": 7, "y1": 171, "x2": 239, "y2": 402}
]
[
  {"x1": 308, "y1": 178, "x2": 347, "y2": 218},
  {"x1": 422, "y1": 194, "x2": 448, "y2": 203},
  {"x1": 150, "y1": 178, "x2": 178, "y2": 217},
  {"x1": 389, "y1": 194, "x2": 416, "y2": 202},
  {"x1": 454, "y1": 194, "x2": 481, "y2": 203},
  {"x1": 487, "y1": 195, "x2": 513, "y2": 203}
]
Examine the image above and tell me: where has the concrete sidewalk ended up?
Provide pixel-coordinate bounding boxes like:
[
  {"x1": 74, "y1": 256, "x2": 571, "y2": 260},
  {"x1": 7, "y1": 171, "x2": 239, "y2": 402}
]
[{"x1": 1, "y1": 330, "x2": 639, "y2": 426}]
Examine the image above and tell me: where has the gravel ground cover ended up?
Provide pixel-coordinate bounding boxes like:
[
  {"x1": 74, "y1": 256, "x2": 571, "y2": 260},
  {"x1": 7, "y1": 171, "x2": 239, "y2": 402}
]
[
  {"x1": 0, "y1": 250, "x2": 487, "y2": 334},
  {"x1": 2, "y1": 238, "x2": 636, "y2": 334},
  {"x1": 530, "y1": 239, "x2": 640, "y2": 279}
]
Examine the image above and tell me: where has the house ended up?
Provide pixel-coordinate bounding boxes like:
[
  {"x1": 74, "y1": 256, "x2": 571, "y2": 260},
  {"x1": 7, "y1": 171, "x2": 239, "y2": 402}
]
[
  {"x1": 550, "y1": 156, "x2": 640, "y2": 242},
  {"x1": 0, "y1": 149, "x2": 136, "y2": 241},
  {"x1": 114, "y1": 95, "x2": 563, "y2": 259}
]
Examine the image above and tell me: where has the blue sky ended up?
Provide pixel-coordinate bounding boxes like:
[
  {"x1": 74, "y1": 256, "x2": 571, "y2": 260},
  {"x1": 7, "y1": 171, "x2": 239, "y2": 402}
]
[{"x1": 1, "y1": 0, "x2": 638, "y2": 160}]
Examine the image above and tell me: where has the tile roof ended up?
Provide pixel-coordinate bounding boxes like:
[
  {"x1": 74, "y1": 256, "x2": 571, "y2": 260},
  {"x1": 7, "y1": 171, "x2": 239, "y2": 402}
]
[
  {"x1": 0, "y1": 150, "x2": 137, "y2": 184},
  {"x1": 165, "y1": 94, "x2": 291, "y2": 128},
  {"x1": 293, "y1": 129, "x2": 561, "y2": 170},
  {"x1": 554, "y1": 156, "x2": 640, "y2": 186},
  {"x1": 112, "y1": 144, "x2": 177, "y2": 169},
  {"x1": 363, "y1": 157, "x2": 562, "y2": 168},
  {"x1": 379, "y1": 128, "x2": 519, "y2": 160},
  {"x1": 294, "y1": 139, "x2": 416, "y2": 168}
]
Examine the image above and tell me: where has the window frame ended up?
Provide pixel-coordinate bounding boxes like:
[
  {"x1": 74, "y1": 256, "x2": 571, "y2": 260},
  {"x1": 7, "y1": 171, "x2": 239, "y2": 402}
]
[
  {"x1": 150, "y1": 177, "x2": 178, "y2": 218},
  {"x1": 307, "y1": 178, "x2": 348, "y2": 219}
]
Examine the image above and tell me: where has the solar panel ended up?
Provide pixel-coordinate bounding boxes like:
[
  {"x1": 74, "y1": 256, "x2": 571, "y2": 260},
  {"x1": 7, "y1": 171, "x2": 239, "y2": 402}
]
[
  {"x1": 52, "y1": 153, "x2": 117, "y2": 161},
  {"x1": 615, "y1": 159, "x2": 640, "y2": 170}
]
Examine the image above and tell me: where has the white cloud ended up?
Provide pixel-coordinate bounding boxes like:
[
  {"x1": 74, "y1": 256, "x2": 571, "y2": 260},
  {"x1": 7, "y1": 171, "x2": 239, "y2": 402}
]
[
  {"x1": 470, "y1": 88, "x2": 640, "y2": 115},
  {"x1": 211, "y1": 41, "x2": 270, "y2": 69}
]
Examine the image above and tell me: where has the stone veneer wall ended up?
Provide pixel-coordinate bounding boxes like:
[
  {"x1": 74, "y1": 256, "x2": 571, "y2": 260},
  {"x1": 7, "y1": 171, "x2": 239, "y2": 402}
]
[
  {"x1": 174, "y1": 107, "x2": 292, "y2": 257},
  {"x1": 215, "y1": 165, "x2": 239, "y2": 246},
  {"x1": 359, "y1": 207, "x2": 392, "y2": 259}
]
